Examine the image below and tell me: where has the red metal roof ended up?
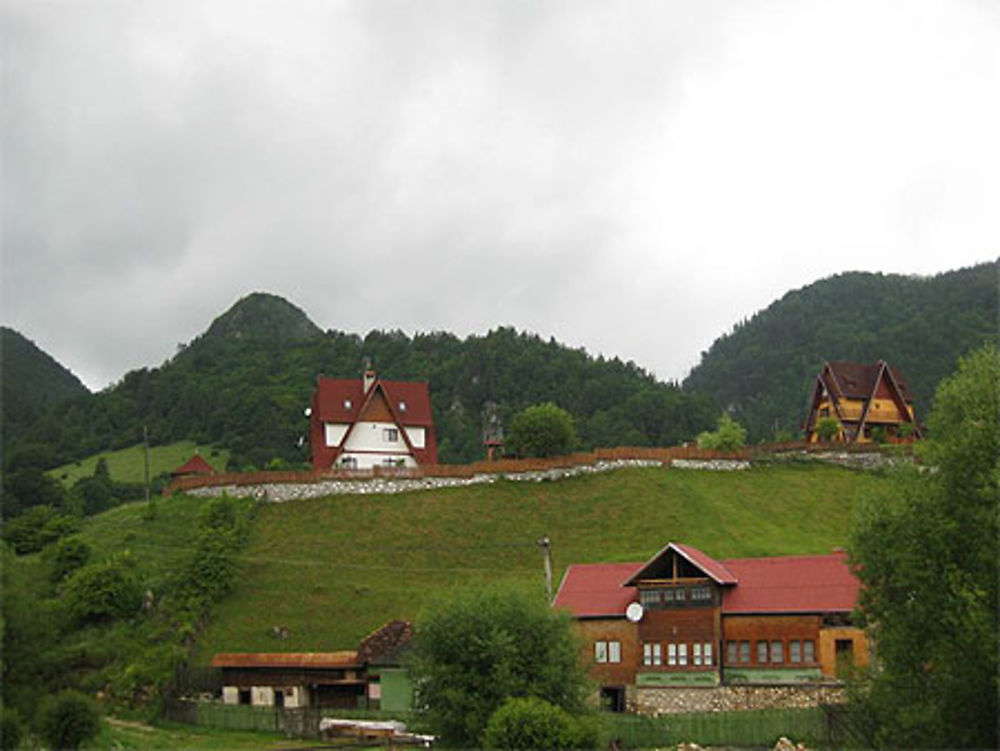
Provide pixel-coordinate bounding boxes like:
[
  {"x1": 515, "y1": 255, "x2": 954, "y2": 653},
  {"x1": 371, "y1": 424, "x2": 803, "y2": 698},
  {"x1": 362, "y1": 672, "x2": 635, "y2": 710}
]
[
  {"x1": 720, "y1": 552, "x2": 858, "y2": 614},
  {"x1": 622, "y1": 542, "x2": 739, "y2": 586},
  {"x1": 553, "y1": 562, "x2": 642, "y2": 618},
  {"x1": 553, "y1": 548, "x2": 858, "y2": 618},
  {"x1": 172, "y1": 454, "x2": 215, "y2": 476},
  {"x1": 211, "y1": 651, "x2": 359, "y2": 669}
]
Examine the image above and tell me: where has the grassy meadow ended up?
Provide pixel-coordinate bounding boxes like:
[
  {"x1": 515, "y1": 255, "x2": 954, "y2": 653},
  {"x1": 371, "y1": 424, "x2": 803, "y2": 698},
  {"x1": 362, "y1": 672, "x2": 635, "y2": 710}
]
[
  {"x1": 48, "y1": 440, "x2": 229, "y2": 487},
  {"x1": 192, "y1": 463, "x2": 887, "y2": 660}
]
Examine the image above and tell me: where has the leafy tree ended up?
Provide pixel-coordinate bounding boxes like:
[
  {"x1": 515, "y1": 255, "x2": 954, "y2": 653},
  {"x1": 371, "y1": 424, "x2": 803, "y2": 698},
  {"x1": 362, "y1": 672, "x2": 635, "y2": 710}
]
[
  {"x1": 39, "y1": 690, "x2": 100, "y2": 751},
  {"x1": 849, "y1": 345, "x2": 999, "y2": 748},
  {"x1": 0, "y1": 707, "x2": 26, "y2": 751},
  {"x1": 64, "y1": 552, "x2": 143, "y2": 626},
  {"x1": 506, "y1": 403, "x2": 578, "y2": 458},
  {"x1": 411, "y1": 586, "x2": 587, "y2": 748},
  {"x1": 483, "y1": 697, "x2": 597, "y2": 750},
  {"x1": 696, "y1": 413, "x2": 747, "y2": 451},
  {"x1": 1, "y1": 506, "x2": 80, "y2": 554},
  {"x1": 48, "y1": 536, "x2": 92, "y2": 584}
]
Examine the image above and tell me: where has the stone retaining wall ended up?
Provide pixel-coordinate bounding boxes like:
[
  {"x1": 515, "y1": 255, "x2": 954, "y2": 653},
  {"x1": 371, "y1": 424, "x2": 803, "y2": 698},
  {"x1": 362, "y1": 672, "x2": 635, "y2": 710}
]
[
  {"x1": 633, "y1": 684, "x2": 847, "y2": 715},
  {"x1": 188, "y1": 459, "x2": 664, "y2": 502}
]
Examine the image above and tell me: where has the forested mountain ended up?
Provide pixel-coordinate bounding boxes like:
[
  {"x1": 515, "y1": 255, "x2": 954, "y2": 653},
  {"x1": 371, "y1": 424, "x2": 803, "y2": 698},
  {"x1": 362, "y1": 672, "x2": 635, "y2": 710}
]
[
  {"x1": 8, "y1": 293, "x2": 717, "y2": 469},
  {"x1": 683, "y1": 262, "x2": 998, "y2": 440},
  {"x1": 1, "y1": 327, "x2": 90, "y2": 450}
]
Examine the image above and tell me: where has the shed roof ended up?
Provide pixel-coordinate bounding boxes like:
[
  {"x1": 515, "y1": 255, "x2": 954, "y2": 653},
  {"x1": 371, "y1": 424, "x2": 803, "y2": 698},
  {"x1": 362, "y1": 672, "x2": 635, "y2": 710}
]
[{"x1": 210, "y1": 651, "x2": 359, "y2": 669}]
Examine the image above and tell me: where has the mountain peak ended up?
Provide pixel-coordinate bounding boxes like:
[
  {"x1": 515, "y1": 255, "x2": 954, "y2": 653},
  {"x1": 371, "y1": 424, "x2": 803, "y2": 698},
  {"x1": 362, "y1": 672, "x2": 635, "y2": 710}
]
[{"x1": 200, "y1": 292, "x2": 323, "y2": 343}]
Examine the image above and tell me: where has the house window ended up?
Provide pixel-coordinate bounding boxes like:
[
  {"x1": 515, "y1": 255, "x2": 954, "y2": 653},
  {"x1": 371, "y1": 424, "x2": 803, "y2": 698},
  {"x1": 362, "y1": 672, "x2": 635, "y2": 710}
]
[
  {"x1": 662, "y1": 588, "x2": 675, "y2": 604},
  {"x1": 727, "y1": 641, "x2": 738, "y2": 664},
  {"x1": 383, "y1": 427, "x2": 399, "y2": 442},
  {"x1": 691, "y1": 585, "x2": 712, "y2": 602},
  {"x1": 740, "y1": 641, "x2": 751, "y2": 663},
  {"x1": 757, "y1": 641, "x2": 768, "y2": 664},
  {"x1": 340, "y1": 456, "x2": 358, "y2": 469},
  {"x1": 790, "y1": 640, "x2": 802, "y2": 663},
  {"x1": 398, "y1": 401, "x2": 407, "y2": 412},
  {"x1": 595, "y1": 641, "x2": 608, "y2": 663},
  {"x1": 674, "y1": 588, "x2": 686, "y2": 603},
  {"x1": 343, "y1": 399, "x2": 352, "y2": 410},
  {"x1": 678, "y1": 643, "x2": 688, "y2": 666},
  {"x1": 594, "y1": 641, "x2": 621, "y2": 664},
  {"x1": 639, "y1": 589, "x2": 661, "y2": 608},
  {"x1": 803, "y1": 640, "x2": 816, "y2": 663},
  {"x1": 667, "y1": 643, "x2": 677, "y2": 666},
  {"x1": 770, "y1": 640, "x2": 784, "y2": 663},
  {"x1": 693, "y1": 643, "x2": 702, "y2": 666},
  {"x1": 643, "y1": 643, "x2": 661, "y2": 666},
  {"x1": 703, "y1": 642, "x2": 713, "y2": 666}
]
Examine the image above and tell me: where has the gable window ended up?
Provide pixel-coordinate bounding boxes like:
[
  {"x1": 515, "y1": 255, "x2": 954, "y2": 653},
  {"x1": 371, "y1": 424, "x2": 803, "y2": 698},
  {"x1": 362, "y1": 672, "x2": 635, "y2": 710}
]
[
  {"x1": 643, "y1": 643, "x2": 661, "y2": 667},
  {"x1": 383, "y1": 427, "x2": 399, "y2": 442},
  {"x1": 691, "y1": 585, "x2": 712, "y2": 602}
]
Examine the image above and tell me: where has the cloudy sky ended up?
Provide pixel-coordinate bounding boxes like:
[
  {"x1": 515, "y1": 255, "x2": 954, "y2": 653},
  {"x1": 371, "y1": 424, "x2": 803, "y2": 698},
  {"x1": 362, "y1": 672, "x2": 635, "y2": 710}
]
[{"x1": 3, "y1": 0, "x2": 998, "y2": 391}]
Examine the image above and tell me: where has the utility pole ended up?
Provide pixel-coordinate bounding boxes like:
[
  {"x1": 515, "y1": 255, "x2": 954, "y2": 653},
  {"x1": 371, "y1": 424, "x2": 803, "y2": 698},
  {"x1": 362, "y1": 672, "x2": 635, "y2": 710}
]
[
  {"x1": 143, "y1": 425, "x2": 151, "y2": 504},
  {"x1": 537, "y1": 536, "x2": 553, "y2": 603}
]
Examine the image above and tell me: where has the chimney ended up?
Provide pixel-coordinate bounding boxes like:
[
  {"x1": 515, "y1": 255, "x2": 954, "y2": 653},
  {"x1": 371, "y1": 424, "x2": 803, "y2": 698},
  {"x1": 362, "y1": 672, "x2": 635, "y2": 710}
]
[{"x1": 363, "y1": 370, "x2": 376, "y2": 394}]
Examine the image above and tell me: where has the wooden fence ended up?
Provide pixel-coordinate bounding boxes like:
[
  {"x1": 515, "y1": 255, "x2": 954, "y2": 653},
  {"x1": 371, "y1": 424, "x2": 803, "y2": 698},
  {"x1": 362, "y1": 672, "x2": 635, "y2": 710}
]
[{"x1": 164, "y1": 441, "x2": 906, "y2": 495}]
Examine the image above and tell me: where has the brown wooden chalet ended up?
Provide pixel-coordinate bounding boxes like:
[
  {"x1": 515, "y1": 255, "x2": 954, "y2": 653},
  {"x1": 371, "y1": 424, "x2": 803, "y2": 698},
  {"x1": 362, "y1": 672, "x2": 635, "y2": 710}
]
[
  {"x1": 553, "y1": 542, "x2": 869, "y2": 711},
  {"x1": 803, "y1": 360, "x2": 920, "y2": 443},
  {"x1": 309, "y1": 370, "x2": 437, "y2": 470}
]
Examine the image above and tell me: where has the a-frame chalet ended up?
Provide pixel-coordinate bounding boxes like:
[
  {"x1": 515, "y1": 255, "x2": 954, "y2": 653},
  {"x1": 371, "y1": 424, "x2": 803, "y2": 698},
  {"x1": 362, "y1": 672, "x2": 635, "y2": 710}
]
[{"x1": 803, "y1": 360, "x2": 920, "y2": 443}]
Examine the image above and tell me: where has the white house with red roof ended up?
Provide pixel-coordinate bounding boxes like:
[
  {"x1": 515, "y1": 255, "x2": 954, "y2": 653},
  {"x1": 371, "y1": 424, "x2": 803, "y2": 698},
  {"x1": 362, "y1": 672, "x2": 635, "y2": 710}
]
[
  {"x1": 309, "y1": 371, "x2": 437, "y2": 470},
  {"x1": 553, "y1": 542, "x2": 869, "y2": 712}
]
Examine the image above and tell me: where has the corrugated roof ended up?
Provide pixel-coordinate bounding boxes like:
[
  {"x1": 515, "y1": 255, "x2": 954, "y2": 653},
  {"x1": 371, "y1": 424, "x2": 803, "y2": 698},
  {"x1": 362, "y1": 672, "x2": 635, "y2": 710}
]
[
  {"x1": 210, "y1": 651, "x2": 359, "y2": 669},
  {"x1": 553, "y1": 562, "x2": 642, "y2": 618}
]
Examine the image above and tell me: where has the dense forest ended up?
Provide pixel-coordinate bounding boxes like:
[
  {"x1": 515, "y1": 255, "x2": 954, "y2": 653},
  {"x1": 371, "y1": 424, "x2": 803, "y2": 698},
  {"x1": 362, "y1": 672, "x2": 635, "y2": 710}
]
[
  {"x1": 4, "y1": 293, "x2": 718, "y2": 477},
  {"x1": 683, "y1": 262, "x2": 998, "y2": 441}
]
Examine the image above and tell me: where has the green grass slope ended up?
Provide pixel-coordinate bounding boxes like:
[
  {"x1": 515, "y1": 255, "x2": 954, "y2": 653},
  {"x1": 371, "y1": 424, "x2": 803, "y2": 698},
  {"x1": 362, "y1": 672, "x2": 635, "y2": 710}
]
[
  {"x1": 49, "y1": 441, "x2": 229, "y2": 487},
  {"x1": 194, "y1": 464, "x2": 886, "y2": 661}
]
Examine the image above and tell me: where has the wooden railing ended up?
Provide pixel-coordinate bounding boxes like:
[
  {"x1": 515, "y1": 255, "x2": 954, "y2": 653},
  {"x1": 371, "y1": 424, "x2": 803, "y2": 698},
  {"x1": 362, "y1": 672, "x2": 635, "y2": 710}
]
[{"x1": 164, "y1": 441, "x2": 906, "y2": 495}]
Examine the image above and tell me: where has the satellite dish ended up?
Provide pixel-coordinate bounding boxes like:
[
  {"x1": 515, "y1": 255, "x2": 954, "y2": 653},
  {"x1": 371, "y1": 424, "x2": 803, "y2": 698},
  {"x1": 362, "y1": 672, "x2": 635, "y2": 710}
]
[{"x1": 625, "y1": 602, "x2": 644, "y2": 623}]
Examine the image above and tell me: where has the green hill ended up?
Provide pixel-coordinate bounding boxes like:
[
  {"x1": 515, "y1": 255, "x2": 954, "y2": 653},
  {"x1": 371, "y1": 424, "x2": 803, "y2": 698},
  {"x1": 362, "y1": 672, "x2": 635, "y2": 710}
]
[
  {"x1": 1, "y1": 326, "x2": 89, "y2": 451},
  {"x1": 192, "y1": 462, "x2": 886, "y2": 660},
  {"x1": 683, "y1": 262, "x2": 998, "y2": 441}
]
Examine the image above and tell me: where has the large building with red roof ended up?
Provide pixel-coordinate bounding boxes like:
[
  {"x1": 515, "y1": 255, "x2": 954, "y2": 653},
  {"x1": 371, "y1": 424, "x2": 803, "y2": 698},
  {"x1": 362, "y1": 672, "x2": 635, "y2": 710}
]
[
  {"x1": 553, "y1": 542, "x2": 869, "y2": 711},
  {"x1": 309, "y1": 371, "x2": 438, "y2": 470}
]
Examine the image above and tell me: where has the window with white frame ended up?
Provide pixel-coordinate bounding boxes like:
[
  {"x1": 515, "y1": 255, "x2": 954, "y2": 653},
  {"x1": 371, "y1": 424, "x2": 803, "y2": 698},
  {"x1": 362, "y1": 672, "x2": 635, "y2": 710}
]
[
  {"x1": 693, "y1": 643, "x2": 702, "y2": 666},
  {"x1": 595, "y1": 641, "x2": 608, "y2": 663},
  {"x1": 643, "y1": 643, "x2": 662, "y2": 666},
  {"x1": 770, "y1": 640, "x2": 784, "y2": 663},
  {"x1": 383, "y1": 427, "x2": 399, "y2": 442},
  {"x1": 609, "y1": 641, "x2": 621, "y2": 663},
  {"x1": 667, "y1": 643, "x2": 677, "y2": 666},
  {"x1": 803, "y1": 640, "x2": 816, "y2": 662},
  {"x1": 790, "y1": 640, "x2": 802, "y2": 663},
  {"x1": 678, "y1": 643, "x2": 688, "y2": 666},
  {"x1": 594, "y1": 640, "x2": 621, "y2": 664},
  {"x1": 703, "y1": 642, "x2": 713, "y2": 666}
]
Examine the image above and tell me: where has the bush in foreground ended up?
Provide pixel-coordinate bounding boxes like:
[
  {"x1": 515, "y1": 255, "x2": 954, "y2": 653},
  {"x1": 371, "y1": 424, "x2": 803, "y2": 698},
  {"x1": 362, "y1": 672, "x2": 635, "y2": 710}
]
[
  {"x1": 484, "y1": 697, "x2": 597, "y2": 750},
  {"x1": 39, "y1": 690, "x2": 100, "y2": 751}
]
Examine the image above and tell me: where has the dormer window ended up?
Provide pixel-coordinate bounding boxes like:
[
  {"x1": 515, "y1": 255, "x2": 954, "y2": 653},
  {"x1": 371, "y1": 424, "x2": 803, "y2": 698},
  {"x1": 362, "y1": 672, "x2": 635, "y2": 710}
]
[
  {"x1": 398, "y1": 401, "x2": 407, "y2": 412},
  {"x1": 343, "y1": 399, "x2": 352, "y2": 410}
]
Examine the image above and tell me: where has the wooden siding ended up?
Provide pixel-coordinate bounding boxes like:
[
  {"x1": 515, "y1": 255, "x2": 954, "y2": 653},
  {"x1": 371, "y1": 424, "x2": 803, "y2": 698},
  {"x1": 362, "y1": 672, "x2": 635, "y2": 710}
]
[
  {"x1": 722, "y1": 615, "x2": 822, "y2": 668},
  {"x1": 573, "y1": 618, "x2": 640, "y2": 686},
  {"x1": 819, "y1": 627, "x2": 869, "y2": 677}
]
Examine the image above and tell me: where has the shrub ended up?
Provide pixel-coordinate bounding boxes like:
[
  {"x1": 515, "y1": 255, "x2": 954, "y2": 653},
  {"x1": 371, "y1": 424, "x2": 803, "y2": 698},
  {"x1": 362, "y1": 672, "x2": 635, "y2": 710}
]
[
  {"x1": 1, "y1": 707, "x2": 26, "y2": 751},
  {"x1": 49, "y1": 536, "x2": 92, "y2": 584},
  {"x1": 484, "y1": 697, "x2": 596, "y2": 750},
  {"x1": 506, "y1": 403, "x2": 578, "y2": 458},
  {"x1": 38, "y1": 690, "x2": 100, "y2": 751},
  {"x1": 696, "y1": 413, "x2": 747, "y2": 451},
  {"x1": 814, "y1": 417, "x2": 840, "y2": 442},
  {"x1": 63, "y1": 553, "x2": 142, "y2": 626}
]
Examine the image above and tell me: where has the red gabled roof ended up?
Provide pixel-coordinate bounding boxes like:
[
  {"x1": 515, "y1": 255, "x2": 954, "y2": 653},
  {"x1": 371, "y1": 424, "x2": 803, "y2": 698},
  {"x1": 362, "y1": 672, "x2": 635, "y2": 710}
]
[
  {"x1": 553, "y1": 562, "x2": 642, "y2": 618},
  {"x1": 553, "y1": 547, "x2": 859, "y2": 618},
  {"x1": 623, "y1": 542, "x2": 739, "y2": 586},
  {"x1": 720, "y1": 552, "x2": 858, "y2": 614},
  {"x1": 172, "y1": 454, "x2": 215, "y2": 476},
  {"x1": 314, "y1": 377, "x2": 434, "y2": 427}
]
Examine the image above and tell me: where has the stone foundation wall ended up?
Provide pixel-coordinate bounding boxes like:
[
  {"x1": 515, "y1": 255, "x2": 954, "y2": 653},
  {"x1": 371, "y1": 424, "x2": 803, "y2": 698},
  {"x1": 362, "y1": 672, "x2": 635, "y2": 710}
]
[{"x1": 634, "y1": 684, "x2": 847, "y2": 715}]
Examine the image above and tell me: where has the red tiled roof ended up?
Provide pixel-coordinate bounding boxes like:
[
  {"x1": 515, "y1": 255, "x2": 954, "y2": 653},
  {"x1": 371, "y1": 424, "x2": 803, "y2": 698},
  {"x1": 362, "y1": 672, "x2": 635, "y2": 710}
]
[
  {"x1": 172, "y1": 454, "x2": 215, "y2": 476},
  {"x1": 720, "y1": 552, "x2": 858, "y2": 614},
  {"x1": 211, "y1": 652, "x2": 359, "y2": 669},
  {"x1": 553, "y1": 548, "x2": 858, "y2": 618},
  {"x1": 553, "y1": 562, "x2": 642, "y2": 618},
  {"x1": 314, "y1": 378, "x2": 434, "y2": 427}
]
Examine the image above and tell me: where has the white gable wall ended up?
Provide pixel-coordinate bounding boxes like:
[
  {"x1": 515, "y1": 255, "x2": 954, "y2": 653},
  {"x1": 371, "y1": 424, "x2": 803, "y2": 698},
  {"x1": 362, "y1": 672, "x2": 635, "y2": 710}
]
[{"x1": 404, "y1": 426, "x2": 426, "y2": 449}]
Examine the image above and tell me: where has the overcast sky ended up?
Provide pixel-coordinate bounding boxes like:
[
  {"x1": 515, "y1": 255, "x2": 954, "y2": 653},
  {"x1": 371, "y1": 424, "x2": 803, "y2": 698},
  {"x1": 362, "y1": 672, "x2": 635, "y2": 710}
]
[{"x1": 3, "y1": 0, "x2": 998, "y2": 392}]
